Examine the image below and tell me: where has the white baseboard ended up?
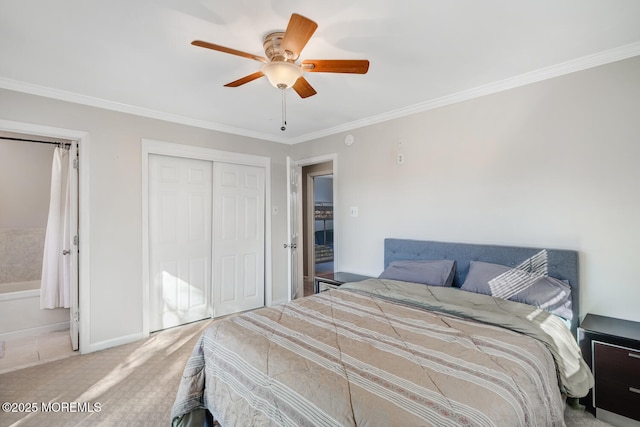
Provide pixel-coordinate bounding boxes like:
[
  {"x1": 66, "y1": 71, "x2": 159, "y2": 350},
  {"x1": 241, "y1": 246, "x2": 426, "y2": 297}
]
[
  {"x1": 0, "y1": 321, "x2": 70, "y2": 341},
  {"x1": 84, "y1": 332, "x2": 145, "y2": 354},
  {"x1": 270, "y1": 297, "x2": 287, "y2": 306}
]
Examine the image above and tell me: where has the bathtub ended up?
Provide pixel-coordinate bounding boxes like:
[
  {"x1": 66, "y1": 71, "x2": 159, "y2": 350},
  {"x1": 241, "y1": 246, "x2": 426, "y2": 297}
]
[{"x1": 0, "y1": 280, "x2": 69, "y2": 341}]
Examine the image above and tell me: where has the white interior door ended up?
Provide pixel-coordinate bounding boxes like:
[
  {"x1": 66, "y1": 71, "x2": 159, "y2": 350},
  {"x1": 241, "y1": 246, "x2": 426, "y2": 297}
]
[
  {"x1": 149, "y1": 154, "x2": 212, "y2": 332},
  {"x1": 68, "y1": 141, "x2": 79, "y2": 351},
  {"x1": 212, "y1": 162, "x2": 265, "y2": 317},
  {"x1": 286, "y1": 157, "x2": 303, "y2": 300}
]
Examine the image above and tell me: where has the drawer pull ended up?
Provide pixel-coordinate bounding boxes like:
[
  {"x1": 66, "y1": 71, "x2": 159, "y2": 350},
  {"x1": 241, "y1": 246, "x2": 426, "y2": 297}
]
[
  {"x1": 631, "y1": 387, "x2": 640, "y2": 395},
  {"x1": 630, "y1": 352, "x2": 640, "y2": 360}
]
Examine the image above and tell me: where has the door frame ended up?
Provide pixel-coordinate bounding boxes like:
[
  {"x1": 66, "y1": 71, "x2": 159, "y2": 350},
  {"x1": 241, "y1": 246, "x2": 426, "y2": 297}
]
[
  {"x1": 141, "y1": 139, "x2": 272, "y2": 337},
  {"x1": 287, "y1": 153, "x2": 337, "y2": 301},
  {"x1": 0, "y1": 119, "x2": 90, "y2": 353},
  {"x1": 306, "y1": 170, "x2": 333, "y2": 281}
]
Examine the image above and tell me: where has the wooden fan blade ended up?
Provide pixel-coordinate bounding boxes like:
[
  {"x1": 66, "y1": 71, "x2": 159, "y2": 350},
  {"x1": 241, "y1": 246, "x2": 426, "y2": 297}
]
[
  {"x1": 292, "y1": 77, "x2": 317, "y2": 98},
  {"x1": 301, "y1": 59, "x2": 370, "y2": 74},
  {"x1": 281, "y1": 14, "x2": 318, "y2": 59},
  {"x1": 191, "y1": 40, "x2": 268, "y2": 63},
  {"x1": 224, "y1": 71, "x2": 265, "y2": 87}
]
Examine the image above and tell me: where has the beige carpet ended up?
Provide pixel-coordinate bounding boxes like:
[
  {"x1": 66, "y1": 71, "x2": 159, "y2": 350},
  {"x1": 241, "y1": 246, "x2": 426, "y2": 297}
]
[
  {"x1": 0, "y1": 319, "x2": 611, "y2": 427},
  {"x1": 0, "y1": 319, "x2": 211, "y2": 427}
]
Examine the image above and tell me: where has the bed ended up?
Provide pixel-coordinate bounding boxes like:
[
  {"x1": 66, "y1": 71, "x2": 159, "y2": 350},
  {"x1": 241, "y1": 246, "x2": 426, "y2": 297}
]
[{"x1": 171, "y1": 238, "x2": 594, "y2": 426}]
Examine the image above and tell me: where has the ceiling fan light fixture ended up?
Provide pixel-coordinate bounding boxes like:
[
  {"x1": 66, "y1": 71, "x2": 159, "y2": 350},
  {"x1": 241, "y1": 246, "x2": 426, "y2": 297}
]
[{"x1": 261, "y1": 61, "x2": 302, "y2": 89}]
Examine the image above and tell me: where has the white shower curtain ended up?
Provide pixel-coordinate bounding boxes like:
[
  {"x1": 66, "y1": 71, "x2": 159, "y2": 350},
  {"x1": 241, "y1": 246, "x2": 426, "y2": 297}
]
[{"x1": 41, "y1": 146, "x2": 71, "y2": 309}]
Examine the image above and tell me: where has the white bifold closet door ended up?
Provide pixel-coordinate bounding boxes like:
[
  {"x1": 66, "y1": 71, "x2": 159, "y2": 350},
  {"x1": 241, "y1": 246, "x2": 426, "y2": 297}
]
[
  {"x1": 149, "y1": 154, "x2": 212, "y2": 332},
  {"x1": 148, "y1": 155, "x2": 265, "y2": 332},
  {"x1": 212, "y1": 162, "x2": 265, "y2": 317}
]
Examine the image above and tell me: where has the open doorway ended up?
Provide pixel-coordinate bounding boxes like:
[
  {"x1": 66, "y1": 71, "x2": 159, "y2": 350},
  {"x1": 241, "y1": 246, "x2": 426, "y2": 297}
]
[
  {"x1": 311, "y1": 175, "x2": 333, "y2": 274},
  {"x1": 0, "y1": 119, "x2": 88, "y2": 354},
  {"x1": 301, "y1": 161, "x2": 334, "y2": 296},
  {"x1": 0, "y1": 131, "x2": 79, "y2": 368}
]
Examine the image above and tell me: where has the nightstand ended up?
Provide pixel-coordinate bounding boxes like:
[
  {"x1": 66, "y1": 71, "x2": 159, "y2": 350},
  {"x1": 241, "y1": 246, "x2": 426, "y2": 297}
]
[
  {"x1": 578, "y1": 314, "x2": 640, "y2": 426},
  {"x1": 313, "y1": 272, "x2": 373, "y2": 294}
]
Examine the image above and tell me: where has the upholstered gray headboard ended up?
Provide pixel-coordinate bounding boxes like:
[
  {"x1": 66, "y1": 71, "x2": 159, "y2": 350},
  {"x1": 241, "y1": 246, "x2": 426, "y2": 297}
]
[{"x1": 384, "y1": 238, "x2": 580, "y2": 334}]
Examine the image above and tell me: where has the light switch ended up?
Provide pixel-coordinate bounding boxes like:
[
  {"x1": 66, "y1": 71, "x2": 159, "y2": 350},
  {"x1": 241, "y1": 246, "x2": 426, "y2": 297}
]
[{"x1": 350, "y1": 207, "x2": 359, "y2": 217}]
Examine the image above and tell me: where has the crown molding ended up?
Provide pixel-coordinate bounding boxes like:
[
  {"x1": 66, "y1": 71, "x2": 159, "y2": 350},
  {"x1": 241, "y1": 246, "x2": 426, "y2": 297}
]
[
  {"x1": 288, "y1": 41, "x2": 640, "y2": 144},
  {"x1": 0, "y1": 77, "x2": 288, "y2": 144},
  {"x1": 2, "y1": 41, "x2": 639, "y2": 145}
]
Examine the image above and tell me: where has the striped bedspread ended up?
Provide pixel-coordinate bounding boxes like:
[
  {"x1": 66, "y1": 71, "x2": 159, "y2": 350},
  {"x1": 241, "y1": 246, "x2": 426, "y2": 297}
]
[{"x1": 172, "y1": 279, "x2": 593, "y2": 426}]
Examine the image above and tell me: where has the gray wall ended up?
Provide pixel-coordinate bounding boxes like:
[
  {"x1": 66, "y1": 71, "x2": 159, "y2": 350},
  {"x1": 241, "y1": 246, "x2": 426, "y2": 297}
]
[
  {"x1": 0, "y1": 89, "x2": 290, "y2": 352},
  {"x1": 0, "y1": 139, "x2": 54, "y2": 284},
  {"x1": 2, "y1": 54, "x2": 639, "y2": 353},
  {"x1": 292, "y1": 56, "x2": 640, "y2": 324},
  {"x1": 0, "y1": 139, "x2": 54, "y2": 228}
]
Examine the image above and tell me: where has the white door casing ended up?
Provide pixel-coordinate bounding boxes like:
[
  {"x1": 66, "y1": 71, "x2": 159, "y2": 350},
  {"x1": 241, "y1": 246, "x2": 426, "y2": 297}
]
[
  {"x1": 286, "y1": 157, "x2": 303, "y2": 300},
  {"x1": 287, "y1": 154, "x2": 338, "y2": 301},
  {"x1": 212, "y1": 162, "x2": 265, "y2": 317},
  {"x1": 68, "y1": 141, "x2": 79, "y2": 350},
  {"x1": 148, "y1": 154, "x2": 212, "y2": 332}
]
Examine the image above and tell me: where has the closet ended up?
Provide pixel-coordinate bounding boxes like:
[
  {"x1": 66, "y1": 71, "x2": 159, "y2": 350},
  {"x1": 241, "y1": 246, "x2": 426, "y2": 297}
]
[{"x1": 144, "y1": 142, "x2": 267, "y2": 333}]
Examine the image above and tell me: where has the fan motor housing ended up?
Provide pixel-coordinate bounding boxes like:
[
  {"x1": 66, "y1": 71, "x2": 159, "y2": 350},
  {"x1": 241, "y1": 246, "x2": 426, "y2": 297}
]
[{"x1": 263, "y1": 32, "x2": 297, "y2": 62}]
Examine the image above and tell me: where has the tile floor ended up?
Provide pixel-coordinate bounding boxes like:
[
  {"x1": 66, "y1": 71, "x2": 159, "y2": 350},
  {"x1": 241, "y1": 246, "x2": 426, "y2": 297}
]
[{"x1": 0, "y1": 330, "x2": 76, "y2": 374}]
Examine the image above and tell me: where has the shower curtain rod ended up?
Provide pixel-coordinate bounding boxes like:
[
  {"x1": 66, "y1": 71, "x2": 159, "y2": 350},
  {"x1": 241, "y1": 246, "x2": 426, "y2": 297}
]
[{"x1": 0, "y1": 136, "x2": 71, "y2": 147}]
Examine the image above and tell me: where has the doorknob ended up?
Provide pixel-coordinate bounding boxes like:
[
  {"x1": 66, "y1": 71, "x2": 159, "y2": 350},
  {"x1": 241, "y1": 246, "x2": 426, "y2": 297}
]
[
  {"x1": 283, "y1": 243, "x2": 297, "y2": 249},
  {"x1": 62, "y1": 249, "x2": 71, "y2": 255}
]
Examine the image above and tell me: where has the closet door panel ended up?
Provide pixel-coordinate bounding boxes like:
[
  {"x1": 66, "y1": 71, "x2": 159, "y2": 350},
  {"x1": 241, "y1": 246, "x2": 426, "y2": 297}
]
[
  {"x1": 212, "y1": 163, "x2": 265, "y2": 317},
  {"x1": 149, "y1": 154, "x2": 212, "y2": 331}
]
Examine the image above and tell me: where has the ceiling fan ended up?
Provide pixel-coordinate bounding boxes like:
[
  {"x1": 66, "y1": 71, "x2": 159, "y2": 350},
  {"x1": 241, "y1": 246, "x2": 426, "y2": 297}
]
[{"x1": 191, "y1": 13, "x2": 370, "y2": 99}]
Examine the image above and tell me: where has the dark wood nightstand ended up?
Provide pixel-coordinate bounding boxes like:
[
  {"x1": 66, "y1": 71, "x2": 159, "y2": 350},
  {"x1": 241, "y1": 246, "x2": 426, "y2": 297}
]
[
  {"x1": 578, "y1": 313, "x2": 640, "y2": 425},
  {"x1": 313, "y1": 272, "x2": 373, "y2": 294}
]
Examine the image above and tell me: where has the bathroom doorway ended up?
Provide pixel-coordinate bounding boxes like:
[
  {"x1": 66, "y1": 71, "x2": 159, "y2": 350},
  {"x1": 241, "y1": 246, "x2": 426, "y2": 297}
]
[{"x1": 0, "y1": 131, "x2": 79, "y2": 369}]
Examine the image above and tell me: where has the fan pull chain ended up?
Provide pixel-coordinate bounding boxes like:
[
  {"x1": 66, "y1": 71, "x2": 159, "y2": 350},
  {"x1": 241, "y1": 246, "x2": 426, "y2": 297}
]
[{"x1": 280, "y1": 89, "x2": 287, "y2": 131}]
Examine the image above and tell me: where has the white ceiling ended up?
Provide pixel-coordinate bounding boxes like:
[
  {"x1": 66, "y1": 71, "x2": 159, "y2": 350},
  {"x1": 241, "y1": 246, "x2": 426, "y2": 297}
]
[{"x1": 2, "y1": 1, "x2": 640, "y2": 144}]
